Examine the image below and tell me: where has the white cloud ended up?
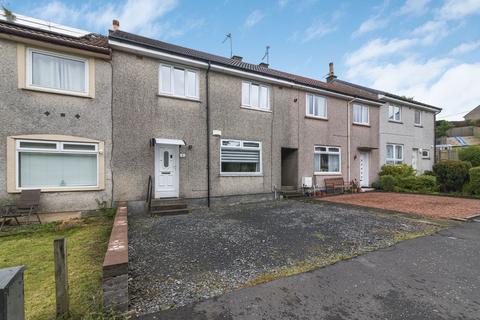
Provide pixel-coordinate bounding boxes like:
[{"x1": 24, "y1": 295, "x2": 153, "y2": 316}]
[
  {"x1": 278, "y1": 0, "x2": 289, "y2": 8},
  {"x1": 31, "y1": 0, "x2": 202, "y2": 39},
  {"x1": 438, "y1": 0, "x2": 480, "y2": 20},
  {"x1": 398, "y1": 0, "x2": 431, "y2": 15},
  {"x1": 345, "y1": 38, "x2": 417, "y2": 66},
  {"x1": 412, "y1": 20, "x2": 450, "y2": 44},
  {"x1": 449, "y1": 40, "x2": 480, "y2": 55},
  {"x1": 243, "y1": 10, "x2": 265, "y2": 28},
  {"x1": 352, "y1": 17, "x2": 388, "y2": 37},
  {"x1": 302, "y1": 20, "x2": 336, "y2": 43}
]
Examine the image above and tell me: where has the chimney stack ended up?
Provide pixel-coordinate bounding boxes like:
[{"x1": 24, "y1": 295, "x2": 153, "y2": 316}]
[
  {"x1": 112, "y1": 19, "x2": 120, "y2": 31},
  {"x1": 231, "y1": 55, "x2": 243, "y2": 62},
  {"x1": 326, "y1": 62, "x2": 337, "y2": 83}
]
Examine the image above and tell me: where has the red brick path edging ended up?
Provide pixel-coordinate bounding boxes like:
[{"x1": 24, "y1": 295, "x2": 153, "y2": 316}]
[{"x1": 102, "y1": 202, "x2": 128, "y2": 313}]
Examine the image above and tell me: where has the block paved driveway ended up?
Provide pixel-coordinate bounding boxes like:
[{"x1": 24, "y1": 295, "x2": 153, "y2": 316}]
[
  {"x1": 321, "y1": 192, "x2": 480, "y2": 220},
  {"x1": 141, "y1": 219, "x2": 480, "y2": 320},
  {"x1": 128, "y1": 200, "x2": 444, "y2": 316}
]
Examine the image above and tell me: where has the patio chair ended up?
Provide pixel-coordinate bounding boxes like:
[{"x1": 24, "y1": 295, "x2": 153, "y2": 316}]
[{"x1": 0, "y1": 189, "x2": 41, "y2": 230}]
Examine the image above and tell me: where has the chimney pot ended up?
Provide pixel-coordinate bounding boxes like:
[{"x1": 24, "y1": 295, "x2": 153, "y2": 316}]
[
  {"x1": 326, "y1": 62, "x2": 337, "y2": 83},
  {"x1": 112, "y1": 19, "x2": 120, "y2": 31},
  {"x1": 231, "y1": 55, "x2": 243, "y2": 62},
  {"x1": 259, "y1": 62, "x2": 269, "y2": 68}
]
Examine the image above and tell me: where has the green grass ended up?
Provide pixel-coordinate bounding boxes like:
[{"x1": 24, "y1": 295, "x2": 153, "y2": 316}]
[{"x1": 0, "y1": 211, "x2": 114, "y2": 320}]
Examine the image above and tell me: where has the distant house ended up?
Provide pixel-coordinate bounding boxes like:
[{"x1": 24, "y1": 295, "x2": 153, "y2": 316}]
[{"x1": 464, "y1": 105, "x2": 480, "y2": 121}]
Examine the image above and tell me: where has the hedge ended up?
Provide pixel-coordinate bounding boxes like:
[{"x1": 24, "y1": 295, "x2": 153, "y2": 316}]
[
  {"x1": 465, "y1": 166, "x2": 480, "y2": 195},
  {"x1": 459, "y1": 146, "x2": 480, "y2": 167},
  {"x1": 433, "y1": 160, "x2": 471, "y2": 192},
  {"x1": 380, "y1": 174, "x2": 436, "y2": 193},
  {"x1": 379, "y1": 164, "x2": 415, "y2": 177}
]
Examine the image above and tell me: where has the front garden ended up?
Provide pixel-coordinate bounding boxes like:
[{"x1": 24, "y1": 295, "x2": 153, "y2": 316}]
[{"x1": 376, "y1": 145, "x2": 480, "y2": 197}]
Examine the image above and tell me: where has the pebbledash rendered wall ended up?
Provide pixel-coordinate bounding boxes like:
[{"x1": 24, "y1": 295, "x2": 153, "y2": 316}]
[
  {"x1": 379, "y1": 102, "x2": 435, "y2": 174},
  {"x1": 0, "y1": 38, "x2": 113, "y2": 212},
  {"x1": 110, "y1": 48, "x2": 382, "y2": 206}
]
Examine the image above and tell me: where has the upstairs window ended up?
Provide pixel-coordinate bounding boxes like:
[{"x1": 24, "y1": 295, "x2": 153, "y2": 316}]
[
  {"x1": 314, "y1": 146, "x2": 341, "y2": 174},
  {"x1": 159, "y1": 64, "x2": 198, "y2": 99},
  {"x1": 386, "y1": 144, "x2": 403, "y2": 164},
  {"x1": 353, "y1": 104, "x2": 369, "y2": 125},
  {"x1": 221, "y1": 139, "x2": 262, "y2": 174},
  {"x1": 241, "y1": 81, "x2": 270, "y2": 111},
  {"x1": 27, "y1": 48, "x2": 89, "y2": 94},
  {"x1": 388, "y1": 105, "x2": 401, "y2": 122},
  {"x1": 414, "y1": 110, "x2": 422, "y2": 126},
  {"x1": 306, "y1": 94, "x2": 327, "y2": 118}
]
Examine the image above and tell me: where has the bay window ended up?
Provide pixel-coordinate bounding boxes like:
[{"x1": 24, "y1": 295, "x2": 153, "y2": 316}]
[
  {"x1": 159, "y1": 64, "x2": 199, "y2": 99},
  {"x1": 221, "y1": 139, "x2": 262, "y2": 175},
  {"x1": 306, "y1": 94, "x2": 327, "y2": 118},
  {"x1": 26, "y1": 48, "x2": 89, "y2": 95},
  {"x1": 314, "y1": 146, "x2": 341, "y2": 174},
  {"x1": 386, "y1": 144, "x2": 403, "y2": 164},
  {"x1": 16, "y1": 140, "x2": 99, "y2": 189},
  {"x1": 353, "y1": 103, "x2": 369, "y2": 125},
  {"x1": 241, "y1": 81, "x2": 270, "y2": 111}
]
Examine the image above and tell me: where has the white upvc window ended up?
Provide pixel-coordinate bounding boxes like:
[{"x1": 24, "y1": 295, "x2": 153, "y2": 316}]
[
  {"x1": 414, "y1": 110, "x2": 422, "y2": 126},
  {"x1": 159, "y1": 64, "x2": 199, "y2": 99},
  {"x1": 314, "y1": 146, "x2": 341, "y2": 174},
  {"x1": 353, "y1": 103, "x2": 369, "y2": 125},
  {"x1": 388, "y1": 105, "x2": 401, "y2": 122},
  {"x1": 15, "y1": 140, "x2": 99, "y2": 189},
  {"x1": 386, "y1": 144, "x2": 404, "y2": 164},
  {"x1": 306, "y1": 94, "x2": 327, "y2": 118},
  {"x1": 421, "y1": 149, "x2": 430, "y2": 159},
  {"x1": 26, "y1": 48, "x2": 89, "y2": 95},
  {"x1": 220, "y1": 139, "x2": 262, "y2": 175},
  {"x1": 241, "y1": 81, "x2": 270, "y2": 111}
]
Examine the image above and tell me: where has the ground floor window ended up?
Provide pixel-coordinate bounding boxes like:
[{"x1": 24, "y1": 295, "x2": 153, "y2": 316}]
[
  {"x1": 386, "y1": 144, "x2": 403, "y2": 164},
  {"x1": 16, "y1": 139, "x2": 99, "y2": 188},
  {"x1": 314, "y1": 146, "x2": 341, "y2": 174},
  {"x1": 220, "y1": 139, "x2": 261, "y2": 174}
]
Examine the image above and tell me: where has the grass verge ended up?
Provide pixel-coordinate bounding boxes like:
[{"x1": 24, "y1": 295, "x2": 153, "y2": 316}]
[{"x1": 0, "y1": 210, "x2": 115, "y2": 319}]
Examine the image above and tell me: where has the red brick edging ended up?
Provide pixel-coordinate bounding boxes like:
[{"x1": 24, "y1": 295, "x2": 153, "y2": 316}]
[{"x1": 102, "y1": 202, "x2": 128, "y2": 313}]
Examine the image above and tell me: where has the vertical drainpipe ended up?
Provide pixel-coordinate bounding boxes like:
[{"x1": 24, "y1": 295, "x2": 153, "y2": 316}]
[
  {"x1": 433, "y1": 112, "x2": 437, "y2": 164},
  {"x1": 347, "y1": 97, "x2": 356, "y2": 183},
  {"x1": 206, "y1": 62, "x2": 211, "y2": 207}
]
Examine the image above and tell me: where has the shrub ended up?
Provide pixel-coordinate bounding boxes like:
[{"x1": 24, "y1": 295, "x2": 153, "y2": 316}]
[
  {"x1": 379, "y1": 164, "x2": 415, "y2": 177},
  {"x1": 423, "y1": 170, "x2": 435, "y2": 176},
  {"x1": 433, "y1": 160, "x2": 471, "y2": 192},
  {"x1": 379, "y1": 175, "x2": 397, "y2": 192},
  {"x1": 465, "y1": 166, "x2": 480, "y2": 195},
  {"x1": 459, "y1": 146, "x2": 480, "y2": 167},
  {"x1": 397, "y1": 175, "x2": 437, "y2": 192}
]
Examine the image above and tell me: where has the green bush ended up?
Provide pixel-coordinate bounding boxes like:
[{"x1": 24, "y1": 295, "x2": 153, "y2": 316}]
[
  {"x1": 433, "y1": 160, "x2": 471, "y2": 192},
  {"x1": 465, "y1": 166, "x2": 480, "y2": 195},
  {"x1": 459, "y1": 146, "x2": 480, "y2": 167},
  {"x1": 423, "y1": 170, "x2": 435, "y2": 176},
  {"x1": 379, "y1": 175, "x2": 398, "y2": 192},
  {"x1": 397, "y1": 175, "x2": 437, "y2": 192},
  {"x1": 379, "y1": 164, "x2": 415, "y2": 177}
]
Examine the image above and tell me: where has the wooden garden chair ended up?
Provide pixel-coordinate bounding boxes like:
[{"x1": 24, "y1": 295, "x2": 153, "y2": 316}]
[{"x1": 0, "y1": 189, "x2": 41, "y2": 230}]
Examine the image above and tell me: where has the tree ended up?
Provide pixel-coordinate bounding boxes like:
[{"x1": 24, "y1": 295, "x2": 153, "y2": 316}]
[{"x1": 435, "y1": 120, "x2": 454, "y2": 137}]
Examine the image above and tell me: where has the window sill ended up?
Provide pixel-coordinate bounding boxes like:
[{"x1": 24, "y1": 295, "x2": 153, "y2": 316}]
[
  {"x1": 414, "y1": 124, "x2": 423, "y2": 128},
  {"x1": 314, "y1": 172, "x2": 342, "y2": 176},
  {"x1": 22, "y1": 86, "x2": 92, "y2": 99},
  {"x1": 220, "y1": 173, "x2": 263, "y2": 177},
  {"x1": 157, "y1": 93, "x2": 201, "y2": 103},
  {"x1": 305, "y1": 115, "x2": 328, "y2": 121},
  {"x1": 10, "y1": 186, "x2": 103, "y2": 193},
  {"x1": 388, "y1": 120, "x2": 403, "y2": 124},
  {"x1": 353, "y1": 122, "x2": 370, "y2": 127},
  {"x1": 240, "y1": 106, "x2": 272, "y2": 113}
]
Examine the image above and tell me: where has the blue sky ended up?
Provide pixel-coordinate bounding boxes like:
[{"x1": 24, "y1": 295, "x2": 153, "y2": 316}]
[{"x1": 6, "y1": 0, "x2": 480, "y2": 119}]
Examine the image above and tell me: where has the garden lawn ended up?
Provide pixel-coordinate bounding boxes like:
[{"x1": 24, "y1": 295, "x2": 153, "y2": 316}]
[{"x1": 0, "y1": 212, "x2": 114, "y2": 320}]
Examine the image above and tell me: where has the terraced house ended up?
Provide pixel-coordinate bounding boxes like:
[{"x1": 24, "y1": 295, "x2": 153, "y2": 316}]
[{"x1": 0, "y1": 14, "x2": 441, "y2": 213}]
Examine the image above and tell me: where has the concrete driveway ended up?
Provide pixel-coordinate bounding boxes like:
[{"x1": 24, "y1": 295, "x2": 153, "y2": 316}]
[
  {"x1": 142, "y1": 220, "x2": 480, "y2": 320},
  {"x1": 128, "y1": 200, "x2": 445, "y2": 316}
]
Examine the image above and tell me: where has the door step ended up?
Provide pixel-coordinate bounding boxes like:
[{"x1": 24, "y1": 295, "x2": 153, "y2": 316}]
[
  {"x1": 281, "y1": 190, "x2": 304, "y2": 199},
  {"x1": 149, "y1": 198, "x2": 190, "y2": 216}
]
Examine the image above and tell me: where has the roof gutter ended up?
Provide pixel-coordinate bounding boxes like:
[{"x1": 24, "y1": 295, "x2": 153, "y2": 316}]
[
  {"x1": 378, "y1": 94, "x2": 441, "y2": 113},
  {"x1": 109, "y1": 38, "x2": 383, "y2": 105}
]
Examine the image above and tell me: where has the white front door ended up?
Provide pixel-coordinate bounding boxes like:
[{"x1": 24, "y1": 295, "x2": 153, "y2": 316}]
[
  {"x1": 412, "y1": 148, "x2": 418, "y2": 171},
  {"x1": 155, "y1": 144, "x2": 179, "y2": 198},
  {"x1": 359, "y1": 152, "x2": 369, "y2": 187}
]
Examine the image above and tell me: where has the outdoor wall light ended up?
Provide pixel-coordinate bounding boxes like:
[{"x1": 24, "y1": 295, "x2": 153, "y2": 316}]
[{"x1": 294, "y1": 98, "x2": 298, "y2": 102}]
